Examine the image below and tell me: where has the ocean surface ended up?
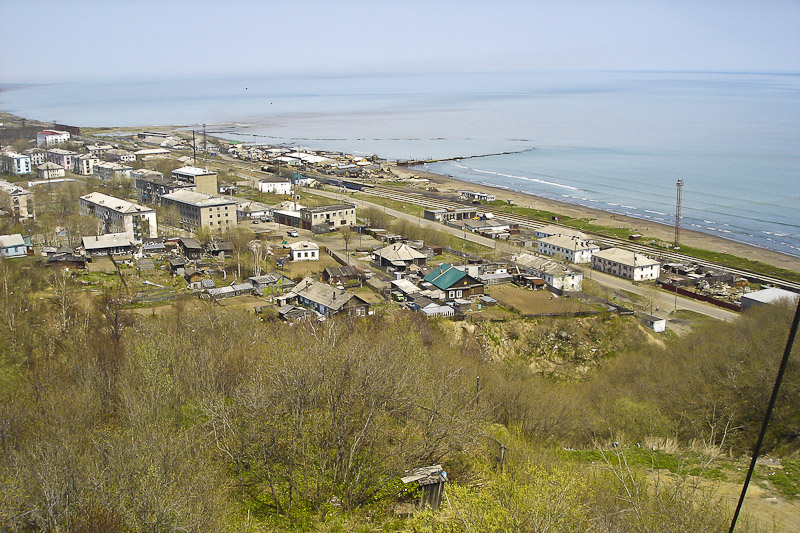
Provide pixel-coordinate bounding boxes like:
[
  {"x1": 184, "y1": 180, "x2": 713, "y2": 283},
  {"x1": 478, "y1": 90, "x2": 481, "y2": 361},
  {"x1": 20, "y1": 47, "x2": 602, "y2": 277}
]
[{"x1": 2, "y1": 71, "x2": 798, "y2": 256}]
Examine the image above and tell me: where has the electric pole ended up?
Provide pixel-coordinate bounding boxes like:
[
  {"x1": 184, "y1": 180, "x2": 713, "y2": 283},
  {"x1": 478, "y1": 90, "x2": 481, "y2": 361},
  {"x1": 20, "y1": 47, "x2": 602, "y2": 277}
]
[{"x1": 674, "y1": 179, "x2": 684, "y2": 246}]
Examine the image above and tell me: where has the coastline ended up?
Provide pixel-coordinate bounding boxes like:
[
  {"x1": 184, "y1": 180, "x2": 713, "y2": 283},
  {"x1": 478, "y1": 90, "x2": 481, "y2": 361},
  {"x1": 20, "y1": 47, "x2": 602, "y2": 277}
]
[{"x1": 388, "y1": 165, "x2": 800, "y2": 273}]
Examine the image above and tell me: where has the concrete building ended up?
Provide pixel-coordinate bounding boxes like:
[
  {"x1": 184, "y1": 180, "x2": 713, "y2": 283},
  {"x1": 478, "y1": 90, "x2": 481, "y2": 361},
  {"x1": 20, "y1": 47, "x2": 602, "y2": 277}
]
[
  {"x1": 300, "y1": 204, "x2": 356, "y2": 230},
  {"x1": 133, "y1": 170, "x2": 194, "y2": 205},
  {"x1": 45, "y1": 148, "x2": 77, "y2": 170},
  {"x1": 0, "y1": 234, "x2": 29, "y2": 258},
  {"x1": 0, "y1": 152, "x2": 32, "y2": 175},
  {"x1": 171, "y1": 166, "x2": 218, "y2": 195},
  {"x1": 0, "y1": 180, "x2": 35, "y2": 222},
  {"x1": 85, "y1": 143, "x2": 114, "y2": 156},
  {"x1": 423, "y1": 207, "x2": 477, "y2": 223},
  {"x1": 538, "y1": 235, "x2": 600, "y2": 264},
  {"x1": 591, "y1": 247, "x2": 661, "y2": 281},
  {"x1": 24, "y1": 148, "x2": 46, "y2": 166},
  {"x1": 105, "y1": 149, "x2": 136, "y2": 162},
  {"x1": 512, "y1": 253, "x2": 583, "y2": 292},
  {"x1": 160, "y1": 189, "x2": 237, "y2": 231},
  {"x1": 288, "y1": 240, "x2": 319, "y2": 261},
  {"x1": 94, "y1": 161, "x2": 133, "y2": 181},
  {"x1": 37, "y1": 162, "x2": 65, "y2": 180},
  {"x1": 79, "y1": 192, "x2": 158, "y2": 241},
  {"x1": 257, "y1": 176, "x2": 292, "y2": 195},
  {"x1": 36, "y1": 130, "x2": 70, "y2": 148},
  {"x1": 72, "y1": 154, "x2": 99, "y2": 176},
  {"x1": 458, "y1": 190, "x2": 495, "y2": 202},
  {"x1": 741, "y1": 288, "x2": 799, "y2": 310},
  {"x1": 533, "y1": 224, "x2": 587, "y2": 240}
]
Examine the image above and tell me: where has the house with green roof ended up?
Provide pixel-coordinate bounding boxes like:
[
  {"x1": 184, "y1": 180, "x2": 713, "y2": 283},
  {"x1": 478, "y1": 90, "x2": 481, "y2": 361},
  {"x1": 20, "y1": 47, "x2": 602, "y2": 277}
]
[{"x1": 423, "y1": 263, "x2": 484, "y2": 299}]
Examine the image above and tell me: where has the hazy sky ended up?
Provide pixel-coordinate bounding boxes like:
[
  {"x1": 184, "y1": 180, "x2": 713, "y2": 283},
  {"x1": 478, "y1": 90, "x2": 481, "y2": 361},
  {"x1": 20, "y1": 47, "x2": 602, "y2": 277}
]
[{"x1": 2, "y1": 0, "x2": 799, "y2": 83}]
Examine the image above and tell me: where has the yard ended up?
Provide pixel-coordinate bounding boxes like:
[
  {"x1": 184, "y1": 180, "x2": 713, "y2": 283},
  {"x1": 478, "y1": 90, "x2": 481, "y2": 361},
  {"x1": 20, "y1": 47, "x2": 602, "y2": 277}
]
[{"x1": 487, "y1": 283, "x2": 596, "y2": 316}]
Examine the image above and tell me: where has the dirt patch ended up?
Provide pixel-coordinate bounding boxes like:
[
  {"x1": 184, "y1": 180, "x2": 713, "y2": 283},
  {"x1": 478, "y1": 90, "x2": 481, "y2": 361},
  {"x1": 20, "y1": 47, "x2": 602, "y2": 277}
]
[{"x1": 487, "y1": 284, "x2": 595, "y2": 315}]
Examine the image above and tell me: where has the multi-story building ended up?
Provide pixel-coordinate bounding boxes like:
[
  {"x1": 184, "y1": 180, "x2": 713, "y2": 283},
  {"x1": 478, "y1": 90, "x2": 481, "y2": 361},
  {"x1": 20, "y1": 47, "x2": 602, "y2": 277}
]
[
  {"x1": 94, "y1": 161, "x2": 133, "y2": 181},
  {"x1": 45, "y1": 148, "x2": 77, "y2": 171},
  {"x1": 133, "y1": 170, "x2": 194, "y2": 205},
  {"x1": 160, "y1": 189, "x2": 236, "y2": 231},
  {"x1": 79, "y1": 192, "x2": 158, "y2": 241},
  {"x1": 24, "y1": 148, "x2": 46, "y2": 166},
  {"x1": 36, "y1": 130, "x2": 70, "y2": 148},
  {"x1": 300, "y1": 204, "x2": 356, "y2": 230},
  {"x1": 0, "y1": 179, "x2": 35, "y2": 222},
  {"x1": 171, "y1": 166, "x2": 218, "y2": 195},
  {"x1": 537, "y1": 235, "x2": 600, "y2": 264},
  {"x1": 257, "y1": 176, "x2": 292, "y2": 195},
  {"x1": 512, "y1": 253, "x2": 583, "y2": 292},
  {"x1": 591, "y1": 247, "x2": 661, "y2": 281},
  {"x1": 72, "y1": 154, "x2": 99, "y2": 176},
  {"x1": 0, "y1": 152, "x2": 32, "y2": 175},
  {"x1": 85, "y1": 143, "x2": 114, "y2": 156},
  {"x1": 105, "y1": 148, "x2": 136, "y2": 162}
]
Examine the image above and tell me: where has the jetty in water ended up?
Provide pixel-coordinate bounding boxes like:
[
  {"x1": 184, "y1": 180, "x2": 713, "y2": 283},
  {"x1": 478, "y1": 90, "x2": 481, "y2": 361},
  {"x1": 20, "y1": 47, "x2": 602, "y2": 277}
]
[{"x1": 397, "y1": 147, "x2": 535, "y2": 166}]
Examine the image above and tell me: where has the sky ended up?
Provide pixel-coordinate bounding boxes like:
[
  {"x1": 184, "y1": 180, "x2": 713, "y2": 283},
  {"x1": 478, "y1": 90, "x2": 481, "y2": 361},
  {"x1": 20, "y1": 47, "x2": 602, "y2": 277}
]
[{"x1": 2, "y1": 0, "x2": 799, "y2": 83}]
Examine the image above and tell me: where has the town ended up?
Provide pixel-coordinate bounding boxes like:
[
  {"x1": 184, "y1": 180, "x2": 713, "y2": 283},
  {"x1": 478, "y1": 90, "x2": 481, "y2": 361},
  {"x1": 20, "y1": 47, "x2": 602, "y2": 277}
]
[{"x1": 1, "y1": 122, "x2": 797, "y2": 332}]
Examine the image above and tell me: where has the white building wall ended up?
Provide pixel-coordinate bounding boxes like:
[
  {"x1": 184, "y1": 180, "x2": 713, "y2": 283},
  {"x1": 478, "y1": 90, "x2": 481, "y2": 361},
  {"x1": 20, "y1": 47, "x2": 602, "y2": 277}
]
[{"x1": 258, "y1": 180, "x2": 292, "y2": 195}]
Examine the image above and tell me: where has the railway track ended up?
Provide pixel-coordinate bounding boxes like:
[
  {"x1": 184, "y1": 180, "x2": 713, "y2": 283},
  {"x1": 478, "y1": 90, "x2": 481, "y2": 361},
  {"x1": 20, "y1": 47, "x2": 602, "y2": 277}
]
[{"x1": 359, "y1": 184, "x2": 800, "y2": 292}]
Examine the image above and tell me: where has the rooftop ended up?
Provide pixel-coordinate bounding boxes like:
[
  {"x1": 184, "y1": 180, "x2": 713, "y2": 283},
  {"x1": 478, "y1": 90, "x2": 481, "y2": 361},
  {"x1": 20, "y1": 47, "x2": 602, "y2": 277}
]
[
  {"x1": 291, "y1": 277, "x2": 363, "y2": 312},
  {"x1": 593, "y1": 247, "x2": 660, "y2": 267},
  {"x1": 288, "y1": 240, "x2": 319, "y2": 251},
  {"x1": 0, "y1": 179, "x2": 31, "y2": 195},
  {"x1": 375, "y1": 243, "x2": 427, "y2": 262},
  {"x1": 162, "y1": 189, "x2": 235, "y2": 207},
  {"x1": 535, "y1": 224, "x2": 588, "y2": 239},
  {"x1": 172, "y1": 166, "x2": 216, "y2": 177},
  {"x1": 539, "y1": 235, "x2": 599, "y2": 250},
  {"x1": 303, "y1": 203, "x2": 355, "y2": 214},
  {"x1": 0, "y1": 234, "x2": 25, "y2": 248},
  {"x1": 82, "y1": 233, "x2": 134, "y2": 250},
  {"x1": 80, "y1": 192, "x2": 154, "y2": 214}
]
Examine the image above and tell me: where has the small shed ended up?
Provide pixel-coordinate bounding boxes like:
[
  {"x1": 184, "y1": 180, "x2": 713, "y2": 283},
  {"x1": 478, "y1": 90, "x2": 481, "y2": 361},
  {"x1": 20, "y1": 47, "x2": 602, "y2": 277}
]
[{"x1": 400, "y1": 464, "x2": 447, "y2": 510}]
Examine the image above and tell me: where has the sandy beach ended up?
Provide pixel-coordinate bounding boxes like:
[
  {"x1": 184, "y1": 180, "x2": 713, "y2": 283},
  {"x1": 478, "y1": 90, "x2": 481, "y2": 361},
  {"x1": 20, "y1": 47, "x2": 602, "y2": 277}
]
[{"x1": 389, "y1": 165, "x2": 800, "y2": 273}]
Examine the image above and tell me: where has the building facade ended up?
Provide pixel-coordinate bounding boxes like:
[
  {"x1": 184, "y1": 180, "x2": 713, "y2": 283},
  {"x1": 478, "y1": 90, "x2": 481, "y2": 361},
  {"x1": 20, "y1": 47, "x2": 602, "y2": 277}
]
[
  {"x1": 37, "y1": 162, "x2": 65, "y2": 180},
  {"x1": 79, "y1": 192, "x2": 158, "y2": 241},
  {"x1": 160, "y1": 189, "x2": 237, "y2": 231},
  {"x1": 300, "y1": 204, "x2": 356, "y2": 230},
  {"x1": 537, "y1": 235, "x2": 599, "y2": 264},
  {"x1": 0, "y1": 180, "x2": 35, "y2": 222},
  {"x1": 133, "y1": 170, "x2": 194, "y2": 205},
  {"x1": 36, "y1": 130, "x2": 70, "y2": 148},
  {"x1": 0, "y1": 152, "x2": 32, "y2": 175},
  {"x1": 257, "y1": 176, "x2": 292, "y2": 195},
  {"x1": 45, "y1": 148, "x2": 77, "y2": 171},
  {"x1": 72, "y1": 154, "x2": 99, "y2": 175},
  {"x1": 24, "y1": 148, "x2": 46, "y2": 166},
  {"x1": 591, "y1": 248, "x2": 661, "y2": 281},
  {"x1": 171, "y1": 166, "x2": 218, "y2": 195},
  {"x1": 94, "y1": 162, "x2": 133, "y2": 181}
]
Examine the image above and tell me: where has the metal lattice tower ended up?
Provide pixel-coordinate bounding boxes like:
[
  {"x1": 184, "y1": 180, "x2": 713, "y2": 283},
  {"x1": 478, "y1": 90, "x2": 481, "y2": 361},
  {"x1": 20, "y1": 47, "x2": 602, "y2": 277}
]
[
  {"x1": 202, "y1": 124, "x2": 207, "y2": 153},
  {"x1": 675, "y1": 179, "x2": 684, "y2": 245}
]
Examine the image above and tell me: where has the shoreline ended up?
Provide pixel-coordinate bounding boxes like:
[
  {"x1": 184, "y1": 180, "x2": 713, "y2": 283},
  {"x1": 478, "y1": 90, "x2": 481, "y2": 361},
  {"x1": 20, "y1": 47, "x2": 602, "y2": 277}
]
[
  {"x1": 2, "y1": 108, "x2": 798, "y2": 273},
  {"x1": 388, "y1": 165, "x2": 800, "y2": 273}
]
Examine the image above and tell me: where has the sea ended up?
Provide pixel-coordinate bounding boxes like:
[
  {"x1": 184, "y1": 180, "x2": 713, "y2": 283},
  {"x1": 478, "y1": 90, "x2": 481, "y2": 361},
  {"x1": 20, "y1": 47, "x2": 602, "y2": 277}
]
[{"x1": 2, "y1": 71, "x2": 798, "y2": 256}]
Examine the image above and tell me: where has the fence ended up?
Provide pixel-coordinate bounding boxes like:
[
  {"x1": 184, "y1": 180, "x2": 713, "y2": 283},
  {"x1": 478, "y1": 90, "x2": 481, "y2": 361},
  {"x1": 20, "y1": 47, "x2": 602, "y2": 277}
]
[{"x1": 658, "y1": 282, "x2": 742, "y2": 312}]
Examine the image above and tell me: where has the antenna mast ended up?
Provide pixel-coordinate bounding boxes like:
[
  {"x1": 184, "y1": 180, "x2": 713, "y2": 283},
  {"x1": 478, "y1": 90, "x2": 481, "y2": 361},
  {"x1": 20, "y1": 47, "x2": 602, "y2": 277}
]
[
  {"x1": 674, "y1": 179, "x2": 684, "y2": 245},
  {"x1": 192, "y1": 130, "x2": 197, "y2": 166},
  {"x1": 202, "y1": 123, "x2": 207, "y2": 154}
]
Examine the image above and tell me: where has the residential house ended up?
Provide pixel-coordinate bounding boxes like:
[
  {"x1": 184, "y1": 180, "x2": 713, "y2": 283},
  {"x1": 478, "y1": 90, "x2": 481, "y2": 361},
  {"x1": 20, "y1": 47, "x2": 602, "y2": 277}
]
[
  {"x1": 511, "y1": 253, "x2": 583, "y2": 292},
  {"x1": 323, "y1": 265, "x2": 363, "y2": 284},
  {"x1": 0, "y1": 234, "x2": 30, "y2": 258},
  {"x1": 289, "y1": 277, "x2": 371, "y2": 317},
  {"x1": 408, "y1": 296, "x2": 455, "y2": 318},
  {"x1": 288, "y1": 240, "x2": 319, "y2": 261},
  {"x1": 0, "y1": 152, "x2": 32, "y2": 175},
  {"x1": 171, "y1": 166, "x2": 218, "y2": 195},
  {"x1": 237, "y1": 200, "x2": 272, "y2": 220},
  {"x1": 249, "y1": 273, "x2": 295, "y2": 296},
  {"x1": 591, "y1": 248, "x2": 661, "y2": 281},
  {"x1": 177, "y1": 237, "x2": 204, "y2": 259},
  {"x1": 79, "y1": 192, "x2": 158, "y2": 241},
  {"x1": 94, "y1": 161, "x2": 133, "y2": 181},
  {"x1": 538, "y1": 235, "x2": 599, "y2": 263},
  {"x1": 37, "y1": 162, "x2": 65, "y2": 180},
  {"x1": 0, "y1": 180, "x2": 35, "y2": 222},
  {"x1": 36, "y1": 130, "x2": 70, "y2": 148},
  {"x1": 462, "y1": 217, "x2": 511, "y2": 237},
  {"x1": 160, "y1": 189, "x2": 237, "y2": 231},
  {"x1": 423, "y1": 263, "x2": 484, "y2": 299},
  {"x1": 81, "y1": 233, "x2": 135, "y2": 256},
  {"x1": 373, "y1": 242, "x2": 427, "y2": 270}
]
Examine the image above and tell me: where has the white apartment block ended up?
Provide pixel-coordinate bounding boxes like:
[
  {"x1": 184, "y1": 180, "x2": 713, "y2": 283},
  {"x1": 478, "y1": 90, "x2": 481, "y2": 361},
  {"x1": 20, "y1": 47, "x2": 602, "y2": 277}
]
[
  {"x1": 591, "y1": 248, "x2": 661, "y2": 281},
  {"x1": 94, "y1": 161, "x2": 133, "y2": 181},
  {"x1": 0, "y1": 152, "x2": 32, "y2": 175},
  {"x1": 24, "y1": 148, "x2": 46, "y2": 166},
  {"x1": 257, "y1": 176, "x2": 292, "y2": 195},
  {"x1": 73, "y1": 154, "x2": 99, "y2": 175},
  {"x1": 79, "y1": 192, "x2": 158, "y2": 241},
  {"x1": 512, "y1": 253, "x2": 583, "y2": 292},
  {"x1": 0, "y1": 179, "x2": 35, "y2": 222},
  {"x1": 36, "y1": 130, "x2": 70, "y2": 148},
  {"x1": 105, "y1": 149, "x2": 136, "y2": 162},
  {"x1": 537, "y1": 235, "x2": 600, "y2": 264},
  {"x1": 46, "y1": 148, "x2": 77, "y2": 171},
  {"x1": 160, "y1": 189, "x2": 237, "y2": 231}
]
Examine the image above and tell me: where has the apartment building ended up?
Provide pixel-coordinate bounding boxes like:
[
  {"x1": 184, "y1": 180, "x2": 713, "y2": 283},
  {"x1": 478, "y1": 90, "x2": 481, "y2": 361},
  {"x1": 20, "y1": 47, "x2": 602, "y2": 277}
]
[
  {"x1": 160, "y1": 189, "x2": 236, "y2": 231},
  {"x1": 0, "y1": 179, "x2": 35, "y2": 222},
  {"x1": 72, "y1": 154, "x2": 99, "y2": 175},
  {"x1": 591, "y1": 247, "x2": 661, "y2": 281},
  {"x1": 171, "y1": 166, "x2": 218, "y2": 195},
  {"x1": 79, "y1": 192, "x2": 158, "y2": 241},
  {"x1": 0, "y1": 152, "x2": 32, "y2": 175},
  {"x1": 36, "y1": 130, "x2": 70, "y2": 148},
  {"x1": 94, "y1": 161, "x2": 133, "y2": 181},
  {"x1": 46, "y1": 148, "x2": 77, "y2": 170}
]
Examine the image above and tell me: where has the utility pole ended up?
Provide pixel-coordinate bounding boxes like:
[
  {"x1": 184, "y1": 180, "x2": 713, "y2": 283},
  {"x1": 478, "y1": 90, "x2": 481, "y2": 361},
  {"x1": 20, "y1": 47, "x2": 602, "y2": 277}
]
[
  {"x1": 202, "y1": 124, "x2": 207, "y2": 154},
  {"x1": 192, "y1": 130, "x2": 197, "y2": 167},
  {"x1": 674, "y1": 179, "x2": 684, "y2": 246}
]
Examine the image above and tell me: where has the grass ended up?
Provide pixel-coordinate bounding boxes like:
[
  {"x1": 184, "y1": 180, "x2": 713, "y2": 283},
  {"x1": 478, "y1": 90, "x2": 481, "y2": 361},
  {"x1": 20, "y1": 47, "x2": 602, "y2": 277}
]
[{"x1": 356, "y1": 193, "x2": 426, "y2": 217}]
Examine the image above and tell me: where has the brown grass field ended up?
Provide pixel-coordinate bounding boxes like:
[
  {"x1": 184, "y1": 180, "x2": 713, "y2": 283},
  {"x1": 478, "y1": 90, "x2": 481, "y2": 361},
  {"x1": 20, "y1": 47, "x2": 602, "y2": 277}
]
[{"x1": 487, "y1": 284, "x2": 596, "y2": 315}]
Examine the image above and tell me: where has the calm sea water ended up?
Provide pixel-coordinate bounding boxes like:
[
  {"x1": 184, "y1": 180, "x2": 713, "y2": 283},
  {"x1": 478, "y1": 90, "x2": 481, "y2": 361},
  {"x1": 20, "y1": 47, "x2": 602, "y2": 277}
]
[{"x1": 2, "y1": 71, "x2": 798, "y2": 256}]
